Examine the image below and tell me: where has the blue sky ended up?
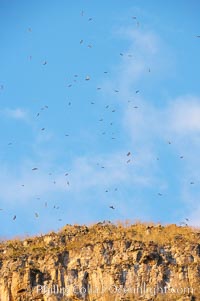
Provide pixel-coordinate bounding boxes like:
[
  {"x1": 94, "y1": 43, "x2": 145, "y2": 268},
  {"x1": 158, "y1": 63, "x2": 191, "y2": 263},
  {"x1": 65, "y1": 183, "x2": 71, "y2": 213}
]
[{"x1": 0, "y1": 0, "x2": 200, "y2": 238}]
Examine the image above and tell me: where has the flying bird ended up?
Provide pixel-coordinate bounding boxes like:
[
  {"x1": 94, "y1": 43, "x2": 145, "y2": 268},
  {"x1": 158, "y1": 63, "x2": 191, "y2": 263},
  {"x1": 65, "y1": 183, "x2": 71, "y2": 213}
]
[
  {"x1": 35, "y1": 212, "x2": 39, "y2": 218},
  {"x1": 127, "y1": 152, "x2": 131, "y2": 156},
  {"x1": 109, "y1": 206, "x2": 115, "y2": 210},
  {"x1": 85, "y1": 75, "x2": 90, "y2": 81},
  {"x1": 180, "y1": 221, "x2": 188, "y2": 226},
  {"x1": 53, "y1": 205, "x2": 59, "y2": 209},
  {"x1": 135, "y1": 90, "x2": 139, "y2": 93},
  {"x1": 32, "y1": 168, "x2": 38, "y2": 171},
  {"x1": 43, "y1": 61, "x2": 47, "y2": 65},
  {"x1": 13, "y1": 215, "x2": 16, "y2": 220}
]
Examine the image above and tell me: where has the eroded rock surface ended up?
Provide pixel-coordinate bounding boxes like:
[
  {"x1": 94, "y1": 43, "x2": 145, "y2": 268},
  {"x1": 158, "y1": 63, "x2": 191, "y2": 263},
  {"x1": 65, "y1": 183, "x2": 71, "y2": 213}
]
[{"x1": 0, "y1": 222, "x2": 199, "y2": 301}]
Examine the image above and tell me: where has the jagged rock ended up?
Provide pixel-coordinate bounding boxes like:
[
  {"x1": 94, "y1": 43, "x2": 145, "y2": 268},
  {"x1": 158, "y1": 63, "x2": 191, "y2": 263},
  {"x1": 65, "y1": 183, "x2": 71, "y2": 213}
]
[{"x1": 0, "y1": 223, "x2": 199, "y2": 301}]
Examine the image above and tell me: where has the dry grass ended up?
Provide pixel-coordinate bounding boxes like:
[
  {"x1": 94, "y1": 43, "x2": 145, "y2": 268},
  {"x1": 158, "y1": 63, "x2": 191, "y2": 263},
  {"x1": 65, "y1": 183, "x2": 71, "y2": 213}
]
[{"x1": 0, "y1": 221, "x2": 199, "y2": 260}]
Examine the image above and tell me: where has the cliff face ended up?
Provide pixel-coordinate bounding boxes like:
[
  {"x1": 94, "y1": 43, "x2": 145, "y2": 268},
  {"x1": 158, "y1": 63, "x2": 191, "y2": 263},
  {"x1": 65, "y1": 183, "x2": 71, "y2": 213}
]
[{"x1": 0, "y1": 222, "x2": 200, "y2": 301}]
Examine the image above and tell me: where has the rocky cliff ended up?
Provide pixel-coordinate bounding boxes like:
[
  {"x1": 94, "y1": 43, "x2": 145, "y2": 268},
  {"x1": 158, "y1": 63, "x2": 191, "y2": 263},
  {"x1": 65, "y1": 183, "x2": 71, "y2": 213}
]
[{"x1": 0, "y1": 222, "x2": 200, "y2": 301}]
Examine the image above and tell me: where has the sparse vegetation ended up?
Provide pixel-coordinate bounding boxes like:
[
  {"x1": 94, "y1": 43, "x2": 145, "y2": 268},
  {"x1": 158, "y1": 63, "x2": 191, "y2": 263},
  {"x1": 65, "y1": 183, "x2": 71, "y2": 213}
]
[
  {"x1": 0, "y1": 222, "x2": 199, "y2": 301},
  {"x1": 0, "y1": 222, "x2": 200, "y2": 260}
]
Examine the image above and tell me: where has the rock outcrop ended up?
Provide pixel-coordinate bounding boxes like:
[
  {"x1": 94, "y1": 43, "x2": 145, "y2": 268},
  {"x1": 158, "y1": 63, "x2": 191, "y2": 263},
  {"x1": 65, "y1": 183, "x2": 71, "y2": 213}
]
[{"x1": 0, "y1": 222, "x2": 199, "y2": 301}]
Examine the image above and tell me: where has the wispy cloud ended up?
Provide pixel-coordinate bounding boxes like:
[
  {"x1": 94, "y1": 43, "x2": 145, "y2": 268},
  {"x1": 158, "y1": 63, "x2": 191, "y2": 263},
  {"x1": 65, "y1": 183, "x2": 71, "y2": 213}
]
[
  {"x1": 1, "y1": 26, "x2": 200, "y2": 230},
  {"x1": 168, "y1": 96, "x2": 200, "y2": 133},
  {"x1": 0, "y1": 150, "x2": 155, "y2": 205},
  {"x1": 1, "y1": 108, "x2": 28, "y2": 121},
  {"x1": 101, "y1": 26, "x2": 200, "y2": 225}
]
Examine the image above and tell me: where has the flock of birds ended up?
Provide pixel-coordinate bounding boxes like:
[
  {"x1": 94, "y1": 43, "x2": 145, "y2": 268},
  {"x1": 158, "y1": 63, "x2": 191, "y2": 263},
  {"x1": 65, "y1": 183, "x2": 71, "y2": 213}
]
[{"x1": 0, "y1": 9, "x2": 199, "y2": 231}]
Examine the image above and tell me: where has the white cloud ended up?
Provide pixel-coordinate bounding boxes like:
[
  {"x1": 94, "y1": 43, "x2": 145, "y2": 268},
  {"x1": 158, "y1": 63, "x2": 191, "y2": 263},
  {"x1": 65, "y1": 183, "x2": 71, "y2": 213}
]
[
  {"x1": 119, "y1": 28, "x2": 159, "y2": 54},
  {"x1": 124, "y1": 95, "x2": 200, "y2": 145},
  {"x1": 168, "y1": 96, "x2": 200, "y2": 133},
  {"x1": 1, "y1": 26, "x2": 200, "y2": 228},
  {"x1": 0, "y1": 150, "x2": 156, "y2": 206},
  {"x1": 101, "y1": 27, "x2": 200, "y2": 225},
  {"x1": 2, "y1": 108, "x2": 28, "y2": 121}
]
